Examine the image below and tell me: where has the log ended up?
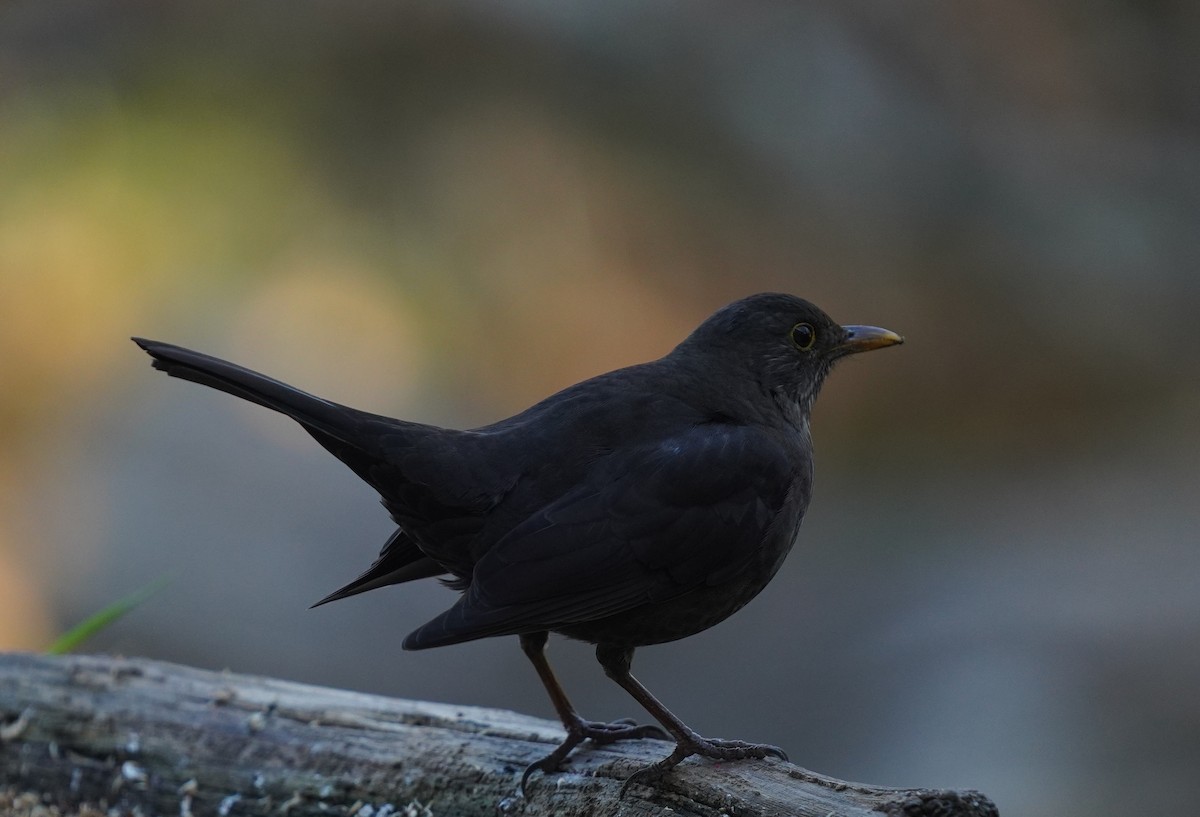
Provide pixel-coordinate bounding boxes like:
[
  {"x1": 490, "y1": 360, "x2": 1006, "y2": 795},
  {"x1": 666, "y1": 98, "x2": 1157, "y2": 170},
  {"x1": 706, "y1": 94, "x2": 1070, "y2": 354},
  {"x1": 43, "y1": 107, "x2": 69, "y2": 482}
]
[{"x1": 0, "y1": 653, "x2": 997, "y2": 816}]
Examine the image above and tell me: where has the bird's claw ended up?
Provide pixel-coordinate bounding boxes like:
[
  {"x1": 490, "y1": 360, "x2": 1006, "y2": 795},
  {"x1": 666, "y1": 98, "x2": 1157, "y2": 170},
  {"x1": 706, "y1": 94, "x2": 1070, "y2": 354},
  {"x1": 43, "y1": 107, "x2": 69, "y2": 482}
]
[
  {"x1": 693, "y1": 736, "x2": 788, "y2": 762},
  {"x1": 521, "y1": 745, "x2": 578, "y2": 797},
  {"x1": 520, "y1": 717, "x2": 670, "y2": 796},
  {"x1": 619, "y1": 735, "x2": 788, "y2": 796}
]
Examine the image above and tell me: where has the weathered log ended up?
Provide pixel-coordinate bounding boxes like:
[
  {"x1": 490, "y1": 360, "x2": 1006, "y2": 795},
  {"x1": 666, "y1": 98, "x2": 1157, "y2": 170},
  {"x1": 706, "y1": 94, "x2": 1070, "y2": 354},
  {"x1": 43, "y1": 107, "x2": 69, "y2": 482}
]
[{"x1": 0, "y1": 653, "x2": 997, "y2": 816}]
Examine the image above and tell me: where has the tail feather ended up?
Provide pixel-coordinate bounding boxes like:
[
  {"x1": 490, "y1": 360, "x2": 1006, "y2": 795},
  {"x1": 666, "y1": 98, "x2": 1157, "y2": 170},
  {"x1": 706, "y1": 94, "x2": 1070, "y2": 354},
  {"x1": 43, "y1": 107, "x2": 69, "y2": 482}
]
[
  {"x1": 132, "y1": 338, "x2": 364, "y2": 444},
  {"x1": 133, "y1": 336, "x2": 421, "y2": 502},
  {"x1": 134, "y1": 337, "x2": 478, "y2": 604}
]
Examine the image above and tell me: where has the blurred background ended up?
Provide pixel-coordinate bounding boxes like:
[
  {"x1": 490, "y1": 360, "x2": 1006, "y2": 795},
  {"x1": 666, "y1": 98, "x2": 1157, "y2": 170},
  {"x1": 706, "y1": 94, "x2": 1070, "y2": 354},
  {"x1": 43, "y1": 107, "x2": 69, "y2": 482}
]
[{"x1": 2, "y1": 2, "x2": 1198, "y2": 814}]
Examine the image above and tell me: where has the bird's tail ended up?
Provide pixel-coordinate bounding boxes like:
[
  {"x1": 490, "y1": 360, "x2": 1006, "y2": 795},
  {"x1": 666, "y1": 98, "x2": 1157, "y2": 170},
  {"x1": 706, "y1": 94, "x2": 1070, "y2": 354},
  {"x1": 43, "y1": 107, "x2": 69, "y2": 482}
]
[
  {"x1": 135, "y1": 338, "x2": 460, "y2": 602},
  {"x1": 132, "y1": 338, "x2": 376, "y2": 444}
]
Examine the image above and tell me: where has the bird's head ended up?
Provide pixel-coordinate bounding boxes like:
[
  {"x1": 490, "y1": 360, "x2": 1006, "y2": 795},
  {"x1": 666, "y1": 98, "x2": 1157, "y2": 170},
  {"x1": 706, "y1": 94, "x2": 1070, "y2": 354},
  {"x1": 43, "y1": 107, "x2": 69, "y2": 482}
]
[{"x1": 675, "y1": 293, "x2": 903, "y2": 417}]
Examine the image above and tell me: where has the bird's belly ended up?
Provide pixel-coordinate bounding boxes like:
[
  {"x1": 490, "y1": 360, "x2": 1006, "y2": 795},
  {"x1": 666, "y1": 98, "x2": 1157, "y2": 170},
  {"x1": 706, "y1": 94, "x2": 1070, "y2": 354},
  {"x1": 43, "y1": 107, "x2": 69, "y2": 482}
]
[
  {"x1": 555, "y1": 495, "x2": 804, "y2": 647},
  {"x1": 554, "y1": 563, "x2": 783, "y2": 647}
]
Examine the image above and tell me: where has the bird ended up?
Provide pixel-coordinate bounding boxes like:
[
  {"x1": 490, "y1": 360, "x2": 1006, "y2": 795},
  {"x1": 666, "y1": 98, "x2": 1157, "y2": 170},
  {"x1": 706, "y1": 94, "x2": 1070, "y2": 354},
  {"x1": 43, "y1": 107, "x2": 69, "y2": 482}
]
[{"x1": 133, "y1": 292, "x2": 902, "y2": 792}]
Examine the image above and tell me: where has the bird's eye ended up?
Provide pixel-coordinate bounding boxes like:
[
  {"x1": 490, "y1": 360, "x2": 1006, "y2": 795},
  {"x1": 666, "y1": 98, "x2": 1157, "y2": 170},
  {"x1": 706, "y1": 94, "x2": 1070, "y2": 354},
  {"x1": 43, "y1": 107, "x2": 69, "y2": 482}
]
[{"x1": 790, "y1": 322, "x2": 816, "y2": 351}]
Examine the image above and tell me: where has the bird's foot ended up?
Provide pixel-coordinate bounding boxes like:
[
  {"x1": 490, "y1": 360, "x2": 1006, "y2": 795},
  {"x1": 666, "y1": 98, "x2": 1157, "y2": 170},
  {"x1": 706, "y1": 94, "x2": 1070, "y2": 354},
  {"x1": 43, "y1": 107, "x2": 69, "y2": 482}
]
[
  {"x1": 620, "y1": 733, "x2": 788, "y2": 796},
  {"x1": 579, "y1": 716, "x2": 670, "y2": 745},
  {"x1": 521, "y1": 717, "x2": 669, "y2": 795}
]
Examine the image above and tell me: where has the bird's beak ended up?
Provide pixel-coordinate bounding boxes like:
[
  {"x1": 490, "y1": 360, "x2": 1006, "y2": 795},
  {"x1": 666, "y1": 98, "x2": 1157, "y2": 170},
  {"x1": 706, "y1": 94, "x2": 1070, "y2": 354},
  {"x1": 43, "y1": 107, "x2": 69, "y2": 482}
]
[{"x1": 836, "y1": 325, "x2": 904, "y2": 355}]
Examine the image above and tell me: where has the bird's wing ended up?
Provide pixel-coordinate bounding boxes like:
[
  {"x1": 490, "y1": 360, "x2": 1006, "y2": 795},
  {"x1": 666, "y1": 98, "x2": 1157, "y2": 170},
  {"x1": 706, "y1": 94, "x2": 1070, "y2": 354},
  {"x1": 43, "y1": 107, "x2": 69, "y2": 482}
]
[{"x1": 403, "y1": 422, "x2": 802, "y2": 649}]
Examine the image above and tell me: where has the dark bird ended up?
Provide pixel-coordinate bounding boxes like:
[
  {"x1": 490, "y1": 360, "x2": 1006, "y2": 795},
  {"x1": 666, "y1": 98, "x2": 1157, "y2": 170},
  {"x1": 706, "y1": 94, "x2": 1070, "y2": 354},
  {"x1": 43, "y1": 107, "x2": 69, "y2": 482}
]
[{"x1": 133, "y1": 293, "x2": 902, "y2": 791}]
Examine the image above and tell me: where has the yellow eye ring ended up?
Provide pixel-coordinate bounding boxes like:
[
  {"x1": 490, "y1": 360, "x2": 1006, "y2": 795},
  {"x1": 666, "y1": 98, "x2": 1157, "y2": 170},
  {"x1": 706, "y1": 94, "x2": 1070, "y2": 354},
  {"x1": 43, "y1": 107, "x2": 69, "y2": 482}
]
[{"x1": 790, "y1": 322, "x2": 816, "y2": 351}]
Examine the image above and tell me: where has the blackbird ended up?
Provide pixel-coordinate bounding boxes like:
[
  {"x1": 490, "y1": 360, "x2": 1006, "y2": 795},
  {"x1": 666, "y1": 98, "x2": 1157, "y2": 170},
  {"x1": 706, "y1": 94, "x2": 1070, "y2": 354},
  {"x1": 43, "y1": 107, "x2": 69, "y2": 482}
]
[{"x1": 133, "y1": 292, "x2": 902, "y2": 790}]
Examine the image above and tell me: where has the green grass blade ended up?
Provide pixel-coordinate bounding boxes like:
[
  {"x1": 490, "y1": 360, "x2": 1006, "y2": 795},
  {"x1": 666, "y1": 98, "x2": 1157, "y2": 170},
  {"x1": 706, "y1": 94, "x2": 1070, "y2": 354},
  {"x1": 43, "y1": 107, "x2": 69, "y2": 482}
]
[{"x1": 47, "y1": 575, "x2": 174, "y2": 655}]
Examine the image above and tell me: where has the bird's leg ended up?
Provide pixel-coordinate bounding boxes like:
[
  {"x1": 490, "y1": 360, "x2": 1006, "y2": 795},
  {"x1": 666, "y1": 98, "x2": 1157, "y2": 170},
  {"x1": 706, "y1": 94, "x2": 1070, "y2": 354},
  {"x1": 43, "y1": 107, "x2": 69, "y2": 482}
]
[
  {"x1": 519, "y1": 632, "x2": 668, "y2": 794},
  {"x1": 595, "y1": 643, "x2": 788, "y2": 794}
]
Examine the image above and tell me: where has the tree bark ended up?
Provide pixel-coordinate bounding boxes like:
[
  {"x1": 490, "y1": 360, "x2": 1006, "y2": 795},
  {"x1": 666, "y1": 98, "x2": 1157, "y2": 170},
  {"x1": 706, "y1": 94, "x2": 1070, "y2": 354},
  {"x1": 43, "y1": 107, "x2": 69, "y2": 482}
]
[{"x1": 0, "y1": 653, "x2": 997, "y2": 817}]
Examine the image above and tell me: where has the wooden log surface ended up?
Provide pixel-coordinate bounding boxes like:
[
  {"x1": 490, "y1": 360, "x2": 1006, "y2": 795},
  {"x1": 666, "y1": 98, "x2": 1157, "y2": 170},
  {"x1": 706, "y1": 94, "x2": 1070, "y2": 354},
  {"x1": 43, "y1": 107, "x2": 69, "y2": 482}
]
[{"x1": 0, "y1": 653, "x2": 997, "y2": 816}]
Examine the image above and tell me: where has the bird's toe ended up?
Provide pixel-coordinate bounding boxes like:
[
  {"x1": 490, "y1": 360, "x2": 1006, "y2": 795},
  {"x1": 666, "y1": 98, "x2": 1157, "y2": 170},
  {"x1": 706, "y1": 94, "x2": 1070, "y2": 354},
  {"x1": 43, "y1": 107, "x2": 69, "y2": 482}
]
[{"x1": 580, "y1": 718, "x2": 669, "y2": 744}]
